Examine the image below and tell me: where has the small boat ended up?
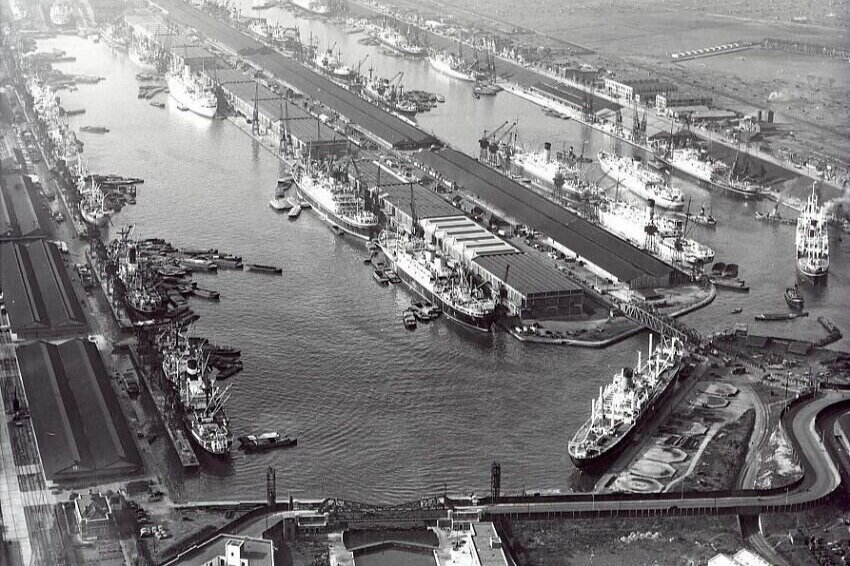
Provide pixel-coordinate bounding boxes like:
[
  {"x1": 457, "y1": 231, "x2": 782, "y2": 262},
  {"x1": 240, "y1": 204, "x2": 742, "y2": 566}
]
[
  {"x1": 373, "y1": 268, "x2": 389, "y2": 285},
  {"x1": 210, "y1": 254, "x2": 244, "y2": 269},
  {"x1": 386, "y1": 270, "x2": 401, "y2": 284},
  {"x1": 723, "y1": 263, "x2": 739, "y2": 278},
  {"x1": 730, "y1": 307, "x2": 743, "y2": 314},
  {"x1": 192, "y1": 287, "x2": 220, "y2": 301},
  {"x1": 176, "y1": 103, "x2": 188, "y2": 111},
  {"x1": 276, "y1": 177, "x2": 292, "y2": 197},
  {"x1": 288, "y1": 204, "x2": 302, "y2": 219},
  {"x1": 436, "y1": 94, "x2": 445, "y2": 103},
  {"x1": 269, "y1": 198, "x2": 292, "y2": 211},
  {"x1": 690, "y1": 205, "x2": 717, "y2": 228},
  {"x1": 247, "y1": 263, "x2": 282, "y2": 274},
  {"x1": 177, "y1": 257, "x2": 218, "y2": 272},
  {"x1": 402, "y1": 309, "x2": 417, "y2": 330},
  {"x1": 299, "y1": 200, "x2": 312, "y2": 210},
  {"x1": 755, "y1": 312, "x2": 809, "y2": 321},
  {"x1": 784, "y1": 285, "x2": 804, "y2": 309},
  {"x1": 711, "y1": 262, "x2": 726, "y2": 277},
  {"x1": 150, "y1": 101, "x2": 165, "y2": 108},
  {"x1": 238, "y1": 431, "x2": 297, "y2": 453},
  {"x1": 710, "y1": 277, "x2": 750, "y2": 292},
  {"x1": 79, "y1": 126, "x2": 110, "y2": 134}
]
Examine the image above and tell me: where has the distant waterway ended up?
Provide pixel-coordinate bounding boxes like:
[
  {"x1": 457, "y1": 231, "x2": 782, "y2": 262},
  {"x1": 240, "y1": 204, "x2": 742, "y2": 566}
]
[{"x1": 40, "y1": 25, "x2": 850, "y2": 504}]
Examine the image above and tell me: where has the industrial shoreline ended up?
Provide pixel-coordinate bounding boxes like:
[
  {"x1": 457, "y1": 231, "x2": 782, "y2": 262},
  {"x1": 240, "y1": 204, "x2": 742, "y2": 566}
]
[{"x1": 0, "y1": 1, "x2": 849, "y2": 566}]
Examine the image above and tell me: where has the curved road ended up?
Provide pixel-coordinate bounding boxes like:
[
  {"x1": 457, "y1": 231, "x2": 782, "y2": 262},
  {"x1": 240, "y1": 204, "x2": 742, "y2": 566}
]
[{"x1": 462, "y1": 391, "x2": 846, "y2": 518}]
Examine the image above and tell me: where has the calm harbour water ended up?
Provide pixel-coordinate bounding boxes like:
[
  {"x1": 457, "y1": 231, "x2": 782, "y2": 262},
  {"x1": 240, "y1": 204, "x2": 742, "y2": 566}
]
[{"x1": 39, "y1": 16, "x2": 849, "y2": 504}]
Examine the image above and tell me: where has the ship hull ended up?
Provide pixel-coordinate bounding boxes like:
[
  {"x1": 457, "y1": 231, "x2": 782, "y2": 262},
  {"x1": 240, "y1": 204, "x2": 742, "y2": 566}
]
[
  {"x1": 428, "y1": 56, "x2": 475, "y2": 81},
  {"x1": 294, "y1": 182, "x2": 376, "y2": 240},
  {"x1": 377, "y1": 38, "x2": 425, "y2": 57},
  {"x1": 289, "y1": 0, "x2": 332, "y2": 16},
  {"x1": 167, "y1": 75, "x2": 217, "y2": 119},
  {"x1": 184, "y1": 416, "x2": 231, "y2": 456},
  {"x1": 666, "y1": 156, "x2": 761, "y2": 200},
  {"x1": 379, "y1": 243, "x2": 494, "y2": 332},
  {"x1": 797, "y1": 258, "x2": 828, "y2": 278},
  {"x1": 79, "y1": 203, "x2": 109, "y2": 226},
  {"x1": 569, "y1": 361, "x2": 683, "y2": 473},
  {"x1": 599, "y1": 156, "x2": 683, "y2": 211}
]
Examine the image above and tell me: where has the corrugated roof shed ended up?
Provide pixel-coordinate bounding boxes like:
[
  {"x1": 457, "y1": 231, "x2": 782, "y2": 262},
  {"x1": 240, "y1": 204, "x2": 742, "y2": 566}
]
[
  {"x1": 162, "y1": 535, "x2": 275, "y2": 566},
  {"x1": 282, "y1": 117, "x2": 342, "y2": 144},
  {"x1": 378, "y1": 183, "x2": 462, "y2": 220},
  {"x1": 414, "y1": 148, "x2": 677, "y2": 285},
  {"x1": 473, "y1": 252, "x2": 581, "y2": 296},
  {"x1": 0, "y1": 240, "x2": 86, "y2": 337},
  {"x1": 534, "y1": 81, "x2": 620, "y2": 111},
  {"x1": 1, "y1": 173, "x2": 42, "y2": 239},
  {"x1": 17, "y1": 339, "x2": 141, "y2": 482}
]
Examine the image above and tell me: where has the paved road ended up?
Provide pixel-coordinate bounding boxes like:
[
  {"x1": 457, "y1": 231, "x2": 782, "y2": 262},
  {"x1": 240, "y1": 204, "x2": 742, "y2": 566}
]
[{"x1": 462, "y1": 391, "x2": 846, "y2": 518}]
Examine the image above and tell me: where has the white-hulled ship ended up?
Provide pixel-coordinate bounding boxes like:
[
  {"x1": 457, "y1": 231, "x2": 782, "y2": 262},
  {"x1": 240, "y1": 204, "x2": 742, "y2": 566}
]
[
  {"x1": 666, "y1": 147, "x2": 767, "y2": 199},
  {"x1": 290, "y1": 0, "x2": 332, "y2": 15},
  {"x1": 596, "y1": 198, "x2": 715, "y2": 266},
  {"x1": 511, "y1": 142, "x2": 596, "y2": 200},
  {"x1": 378, "y1": 230, "x2": 496, "y2": 332},
  {"x1": 167, "y1": 65, "x2": 218, "y2": 119},
  {"x1": 568, "y1": 335, "x2": 684, "y2": 471},
  {"x1": 78, "y1": 178, "x2": 111, "y2": 227},
  {"x1": 160, "y1": 331, "x2": 233, "y2": 455},
  {"x1": 795, "y1": 183, "x2": 829, "y2": 278},
  {"x1": 128, "y1": 42, "x2": 159, "y2": 73},
  {"x1": 598, "y1": 150, "x2": 684, "y2": 211},
  {"x1": 428, "y1": 50, "x2": 477, "y2": 82},
  {"x1": 293, "y1": 164, "x2": 378, "y2": 240},
  {"x1": 314, "y1": 49, "x2": 355, "y2": 81},
  {"x1": 376, "y1": 28, "x2": 425, "y2": 56},
  {"x1": 49, "y1": 1, "x2": 72, "y2": 26}
]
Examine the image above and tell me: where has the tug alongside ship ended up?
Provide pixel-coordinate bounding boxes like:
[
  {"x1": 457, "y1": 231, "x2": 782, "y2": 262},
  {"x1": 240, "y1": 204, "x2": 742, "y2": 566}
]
[{"x1": 568, "y1": 335, "x2": 685, "y2": 471}]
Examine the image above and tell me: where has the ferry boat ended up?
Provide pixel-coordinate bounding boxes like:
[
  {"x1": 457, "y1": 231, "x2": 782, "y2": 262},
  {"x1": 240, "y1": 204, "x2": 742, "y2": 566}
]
[
  {"x1": 290, "y1": 0, "x2": 332, "y2": 15},
  {"x1": 598, "y1": 150, "x2": 684, "y2": 211},
  {"x1": 596, "y1": 198, "x2": 714, "y2": 266},
  {"x1": 510, "y1": 142, "x2": 595, "y2": 200},
  {"x1": 293, "y1": 164, "x2": 378, "y2": 240},
  {"x1": 376, "y1": 28, "x2": 425, "y2": 57},
  {"x1": 363, "y1": 75, "x2": 418, "y2": 115},
  {"x1": 428, "y1": 49, "x2": 477, "y2": 82},
  {"x1": 377, "y1": 230, "x2": 496, "y2": 332},
  {"x1": 167, "y1": 65, "x2": 218, "y2": 118},
  {"x1": 568, "y1": 335, "x2": 684, "y2": 472},
  {"x1": 795, "y1": 183, "x2": 830, "y2": 278}
]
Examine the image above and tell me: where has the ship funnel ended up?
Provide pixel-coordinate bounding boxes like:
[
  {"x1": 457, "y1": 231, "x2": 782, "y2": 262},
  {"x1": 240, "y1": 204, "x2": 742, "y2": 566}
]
[
  {"x1": 128, "y1": 246, "x2": 137, "y2": 264},
  {"x1": 623, "y1": 367, "x2": 634, "y2": 389},
  {"x1": 544, "y1": 142, "x2": 552, "y2": 163},
  {"x1": 187, "y1": 358, "x2": 199, "y2": 377}
]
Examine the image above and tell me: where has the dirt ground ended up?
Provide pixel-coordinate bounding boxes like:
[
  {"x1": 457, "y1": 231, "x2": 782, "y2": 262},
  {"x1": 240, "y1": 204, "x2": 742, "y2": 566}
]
[{"x1": 501, "y1": 515, "x2": 743, "y2": 566}]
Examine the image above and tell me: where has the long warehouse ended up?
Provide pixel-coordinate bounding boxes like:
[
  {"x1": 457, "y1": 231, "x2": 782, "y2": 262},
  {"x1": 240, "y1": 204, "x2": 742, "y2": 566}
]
[{"x1": 414, "y1": 148, "x2": 687, "y2": 290}]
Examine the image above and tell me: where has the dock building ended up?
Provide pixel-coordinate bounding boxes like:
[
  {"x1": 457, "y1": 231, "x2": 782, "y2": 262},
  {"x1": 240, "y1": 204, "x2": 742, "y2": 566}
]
[
  {"x1": 162, "y1": 534, "x2": 275, "y2": 566},
  {"x1": 655, "y1": 90, "x2": 713, "y2": 112},
  {"x1": 414, "y1": 148, "x2": 686, "y2": 290},
  {"x1": 531, "y1": 80, "x2": 620, "y2": 115},
  {"x1": 212, "y1": 68, "x2": 349, "y2": 161},
  {"x1": 0, "y1": 240, "x2": 86, "y2": 338},
  {"x1": 604, "y1": 75, "x2": 677, "y2": 105},
  {"x1": 1, "y1": 173, "x2": 44, "y2": 240},
  {"x1": 16, "y1": 339, "x2": 142, "y2": 482}
]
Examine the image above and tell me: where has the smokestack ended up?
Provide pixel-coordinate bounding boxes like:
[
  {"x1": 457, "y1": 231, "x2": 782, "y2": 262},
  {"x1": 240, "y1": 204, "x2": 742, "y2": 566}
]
[{"x1": 544, "y1": 142, "x2": 552, "y2": 163}]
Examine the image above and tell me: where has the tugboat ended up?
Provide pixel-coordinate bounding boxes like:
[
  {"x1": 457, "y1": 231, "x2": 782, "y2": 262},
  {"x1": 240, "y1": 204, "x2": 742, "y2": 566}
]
[
  {"x1": 689, "y1": 204, "x2": 717, "y2": 228},
  {"x1": 784, "y1": 285, "x2": 804, "y2": 309},
  {"x1": 402, "y1": 309, "x2": 417, "y2": 330},
  {"x1": 238, "y1": 431, "x2": 297, "y2": 452}
]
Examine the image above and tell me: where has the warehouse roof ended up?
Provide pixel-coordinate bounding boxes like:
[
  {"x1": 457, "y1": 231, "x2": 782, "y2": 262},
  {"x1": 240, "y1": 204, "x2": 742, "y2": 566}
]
[
  {"x1": 534, "y1": 81, "x2": 619, "y2": 112},
  {"x1": 378, "y1": 183, "x2": 462, "y2": 220},
  {"x1": 162, "y1": 535, "x2": 274, "y2": 566},
  {"x1": 474, "y1": 252, "x2": 581, "y2": 296},
  {"x1": 17, "y1": 339, "x2": 141, "y2": 482},
  {"x1": 282, "y1": 117, "x2": 344, "y2": 145},
  {"x1": 0, "y1": 173, "x2": 42, "y2": 239},
  {"x1": 0, "y1": 240, "x2": 86, "y2": 336},
  {"x1": 415, "y1": 148, "x2": 676, "y2": 284}
]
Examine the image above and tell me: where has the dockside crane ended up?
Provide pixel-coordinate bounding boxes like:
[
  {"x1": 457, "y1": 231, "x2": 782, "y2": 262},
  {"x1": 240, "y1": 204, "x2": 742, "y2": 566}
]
[
  {"x1": 489, "y1": 121, "x2": 517, "y2": 168},
  {"x1": 478, "y1": 121, "x2": 510, "y2": 161}
]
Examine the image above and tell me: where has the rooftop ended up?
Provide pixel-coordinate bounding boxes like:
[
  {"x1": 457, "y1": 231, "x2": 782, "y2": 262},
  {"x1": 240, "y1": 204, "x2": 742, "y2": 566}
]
[
  {"x1": 1, "y1": 173, "x2": 43, "y2": 240},
  {"x1": 422, "y1": 216, "x2": 518, "y2": 259},
  {"x1": 534, "y1": 81, "x2": 620, "y2": 112},
  {"x1": 473, "y1": 252, "x2": 582, "y2": 296},
  {"x1": 162, "y1": 534, "x2": 275, "y2": 566},
  {"x1": 74, "y1": 492, "x2": 112, "y2": 523},
  {"x1": 376, "y1": 183, "x2": 463, "y2": 220},
  {"x1": 17, "y1": 339, "x2": 141, "y2": 482}
]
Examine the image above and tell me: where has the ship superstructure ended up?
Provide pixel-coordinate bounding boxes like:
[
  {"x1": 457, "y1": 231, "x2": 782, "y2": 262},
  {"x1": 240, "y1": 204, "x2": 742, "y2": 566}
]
[
  {"x1": 107, "y1": 227, "x2": 169, "y2": 321},
  {"x1": 293, "y1": 162, "x2": 378, "y2": 240},
  {"x1": 795, "y1": 184, "x2": 830, "y2": 278},
  {"x1": 511, "y1": 142, "x2": 596, "y2": 200},
  {"x1": 376, "y1": 27, "x2": 425, "y2": 56},
  {"x1": 314, "y1": 49, "x2": 355, "y2": 81},
  {"x1": 568, "y1": 335, "x2": 684, "y2": 471},
  {"x1": 378, "y1": 230, "x2": 496, "y2": 331},
  {"x1": 428, "y1": 49, "x2": 478, "y2": 82},
  {"x1": 78, "y1": 175, "x2": 111, "y2": 227},
  {"x1": 290, "y1": 0, "x2": 332, "y2": 15},
  {"x1": 598, "y1": 150, "x2": 684, "y2": 211},
  {"x1": 166, "y1": 64, "x2": 218, "y2": 118},
  {"x1": 49, "y1": 1, "x2": 73, "y2": 26},
  {"x1": 363, "y1": 75, "x2": 418, "y2": 115}
]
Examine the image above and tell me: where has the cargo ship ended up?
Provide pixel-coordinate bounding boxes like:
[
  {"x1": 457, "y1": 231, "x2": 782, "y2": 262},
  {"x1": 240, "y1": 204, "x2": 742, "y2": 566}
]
[
  {"x1": 167, "y1": 65, "x2": 218, "y2": 118},
  {"x1": 795, "y1": 183, "x2": 829, "y2": 278},
  {"x1": 290, "y1": 0, "x2": 332, "y2": 16},
  {"x1": 596, "y1": 198, "x2": 714, "y2": 266},
  {"x1": 108, "y1": 228, "x2": 169, "y2": 321},
  {"x1": 598, "y1": 150, "x2": 684, "y2": 211},
  {"x1": 78, "y1": 178, "x2": 111, "y2": 227},
  {"x1": 428, "y1": 49, "x2": 477, "y2": 82},
  {"x1": 510, "y1": 142, "x2": 596, "y2": 200},
  {"x1": 363, "y1": 75, "x2": 418, "y2": 115},
  {"x1": 568, "y1": 335, "x2": 684, "y2": 472},
  {"x1": 315, "y1": 49, "x2": 355, "y2": 81},
  {"x1": 376, "y1": 28, "x2": 425, "y2": 57},
  {"x1": 293, "y1": 164, "x2": 378, "y2": 240},
  {"x1": 666, "y1": 147, "x2": 768, "y2": 199},
  {"x1": 377, "y1": 230, "x2": 496, "y2": 332}
]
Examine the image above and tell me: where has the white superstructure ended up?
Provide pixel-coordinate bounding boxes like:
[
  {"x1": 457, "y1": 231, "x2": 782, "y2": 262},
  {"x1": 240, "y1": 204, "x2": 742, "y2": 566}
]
[
  {"x1": 290, "y1": 0, "x2": 332, "y2": 15},
  {"x1": 167, "y1": 66, "x2": 218, "y2": 119},
  {"x1": 376, "y1": 28, "x2": 425, "y2": 56},
  {"x1": 669, "y1": 147, "x2": 727, "y2": 184},
  {"x1": 795, "y1": 184, "x2": 830, "y2": 278},
  {"x1": 294, "y1": 166, "x2": 378, "y2": 239},
  {"x1": 428, "y1": 50, "x2": 476, "y2": 82},
  {"x1": 511, "y1": 145, "x2": 596, "y2": 200},
  {"x1": 598, "y1": 150, "x2": 684, "y2": 210}
]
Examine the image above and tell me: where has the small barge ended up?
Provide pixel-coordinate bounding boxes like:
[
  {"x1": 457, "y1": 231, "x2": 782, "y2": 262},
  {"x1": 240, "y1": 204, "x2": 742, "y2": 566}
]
[
  {"x1": 238, "y1": 432, "x2": 297, "y2": 452},
  {"x1": 755, "y1": 312, "x2": 809, "y2": 321},
  {"x1": 247, "y1": 263, "x2": 283, "y2": 274}
]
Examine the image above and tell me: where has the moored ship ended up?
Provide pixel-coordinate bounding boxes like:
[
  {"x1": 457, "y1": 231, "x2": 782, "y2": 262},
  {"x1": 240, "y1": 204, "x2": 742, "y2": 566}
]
[
  {"x1": 49, "y1": 1, "x2": 73, "y2": 26},
  {"x1": 166, "y1": 65, "x2": 218, "y2": 119},
  {"x1": 598, "y1": 150, "x2": 684, "y2": 211},
  {"x1": 568, "y1": 335, "x2": 684, "y2": 471},
  {"x1": 377, "y1": 230, "x2": 496, "y2": 332},
  {"x1": 128, "y1": 42, "x2": 159, "y2": 74},
  {"x1": 314, "y1": 49, "x2": 355, "y2": 81},
  {"x1": 510, "y1": 142, "x2": 596, "y2": 200},
  {"x1": 78, "y1": 178, "x2": 111, "y2": 226},
  {"x1": 795, "y1": 183, "x2": 829, "y2": 278},
  {"x1": 290, "y1": 0, "x2": 332, "y2": 15},
  {"x1": 376, "y1": 28, "x2": 425, "y2": 57},
  {"x1": 293, "y1": 164, "x2": 378, "y2": 240},
  {"x1": 666, "y1": 147, "x2": 767, "y2": 199},
  {"x1": 363, "y1": 75, "x2": 418, "y2": 115},
  {"x1": 428, "y1": 49, "x2": 478, "y2": 82}
]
